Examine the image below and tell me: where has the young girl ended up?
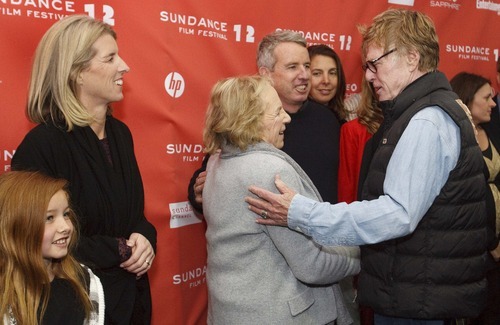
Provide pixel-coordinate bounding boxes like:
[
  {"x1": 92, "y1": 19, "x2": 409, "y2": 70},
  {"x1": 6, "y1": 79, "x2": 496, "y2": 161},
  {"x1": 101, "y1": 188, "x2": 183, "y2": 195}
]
[{"x1": 0, "y1": 171, "x2": 104, "y2": 324}]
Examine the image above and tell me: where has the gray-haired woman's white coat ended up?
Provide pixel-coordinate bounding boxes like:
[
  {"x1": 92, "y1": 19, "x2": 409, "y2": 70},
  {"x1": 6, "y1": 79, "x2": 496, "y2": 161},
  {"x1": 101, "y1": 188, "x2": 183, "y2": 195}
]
[{"x1": 204, "y1": 142, "x2": 360, "y2": 325}]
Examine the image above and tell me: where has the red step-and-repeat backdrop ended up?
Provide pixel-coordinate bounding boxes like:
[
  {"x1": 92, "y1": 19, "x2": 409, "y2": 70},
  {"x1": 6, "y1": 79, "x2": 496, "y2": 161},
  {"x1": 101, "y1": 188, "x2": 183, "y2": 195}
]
[{"x1": 1, "y1": 0, "x2": 499, "y2": 323}]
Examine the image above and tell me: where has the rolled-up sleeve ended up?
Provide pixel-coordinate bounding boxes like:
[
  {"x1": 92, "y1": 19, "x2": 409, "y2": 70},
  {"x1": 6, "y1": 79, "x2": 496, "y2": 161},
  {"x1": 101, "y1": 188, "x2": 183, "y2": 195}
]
[{"x1": 288, "y1": 106, "x2": 460, "y2": 246}]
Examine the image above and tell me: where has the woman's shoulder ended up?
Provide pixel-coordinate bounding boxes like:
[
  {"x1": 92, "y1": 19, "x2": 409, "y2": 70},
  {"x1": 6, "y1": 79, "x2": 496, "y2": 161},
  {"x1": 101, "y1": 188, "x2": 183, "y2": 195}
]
[
  {"x1": 16, "y1": 123, "x2": 69, "y2": 150},
  {"x1": 341, "y1": 118, "x2": 370, "y2": 135},
  {"x1": 219, "y1": 145, "x2": 298, "y2": 184},
  {"x1": 341, "y1": 117, "x2": 363, "y2": 129},
  {"x1": 245, "y1": 145, "x2": 293, "y2": 168},
  {"x1": 26, "y1": 122, "x2": 65, "y2": 136},
  {"x1": 219, "y1": 143, "x2": 303, "y2": 181},
  {"x1": 246, "y1": 145, "x2": 314, "y2": 194}
]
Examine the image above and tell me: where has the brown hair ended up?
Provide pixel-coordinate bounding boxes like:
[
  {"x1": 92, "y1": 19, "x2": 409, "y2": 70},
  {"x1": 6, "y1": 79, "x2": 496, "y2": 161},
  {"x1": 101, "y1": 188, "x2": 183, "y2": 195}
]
[
  {"x1": 450, "y1": 72, "x2": 491, "y2": 108},
  {"x1": 308, "y1": 44, "x2": 347, "y2": 120}
]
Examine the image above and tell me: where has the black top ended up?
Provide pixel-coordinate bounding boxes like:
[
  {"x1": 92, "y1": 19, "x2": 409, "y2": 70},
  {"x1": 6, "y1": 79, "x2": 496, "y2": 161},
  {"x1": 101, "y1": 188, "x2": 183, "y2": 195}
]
[
  {"x1": 12, "y1": 116, "x2": 157, "y2": 324},
  {"x1": 281, "y1": 99, "x2": 340, "y2": 203},
  {"x1": 41, "y1": 278, "x2": 85, "y2": 324}
]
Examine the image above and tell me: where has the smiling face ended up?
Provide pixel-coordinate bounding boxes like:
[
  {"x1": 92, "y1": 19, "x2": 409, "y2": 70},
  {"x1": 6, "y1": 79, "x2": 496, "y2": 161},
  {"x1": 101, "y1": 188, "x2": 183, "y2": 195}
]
[
  {"x1": 470, "y1": 83, "x2": 496, "y2": 126},
  {"x1": 77, "y1": 34, "x2": 130, "y2": 111},
  {"x1": 42, "y1": 190, "x2": 74, "y2": 269},
  {"x1": 261, "y1": 84, "x2": 291, "y2": 149},
  {"x1": 260, "y1": 42, "x2": 310, "y2": 114},
  {"x1": 364, "y1": 45, "x2": 422, "y2": 101},
  {"x1": 309, "y1": 54, "x2": 338, "y2": 105}
]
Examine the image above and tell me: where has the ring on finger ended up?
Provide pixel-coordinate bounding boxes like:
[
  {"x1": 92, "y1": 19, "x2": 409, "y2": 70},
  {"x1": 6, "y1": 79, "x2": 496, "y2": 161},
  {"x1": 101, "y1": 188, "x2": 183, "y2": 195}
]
[{"x1": 260, "y1": 210, "x2": 268, "y2": 219}]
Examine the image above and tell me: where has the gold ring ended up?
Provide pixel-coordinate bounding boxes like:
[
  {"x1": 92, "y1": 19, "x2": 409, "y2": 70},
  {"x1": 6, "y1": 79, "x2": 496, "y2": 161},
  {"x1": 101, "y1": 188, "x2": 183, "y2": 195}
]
[{"x1": 261, "y1": 210, "x2": 268, "y2": 219}]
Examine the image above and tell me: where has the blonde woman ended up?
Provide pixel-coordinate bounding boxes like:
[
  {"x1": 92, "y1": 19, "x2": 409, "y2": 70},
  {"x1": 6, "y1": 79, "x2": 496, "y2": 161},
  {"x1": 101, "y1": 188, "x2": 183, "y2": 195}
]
[
  {"x1": 203, "y1": 76, "x2": 359, "y2": 324},
  {"x1": 12, "y1": 15, "x2": 156, "y2": 324}
]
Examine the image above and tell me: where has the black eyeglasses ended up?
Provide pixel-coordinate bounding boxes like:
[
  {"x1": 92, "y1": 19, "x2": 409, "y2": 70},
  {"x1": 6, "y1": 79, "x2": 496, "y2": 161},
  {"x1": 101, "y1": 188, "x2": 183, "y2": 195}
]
[{"x1": 362, "y1": 48, "x2": 397, "y2": 73}]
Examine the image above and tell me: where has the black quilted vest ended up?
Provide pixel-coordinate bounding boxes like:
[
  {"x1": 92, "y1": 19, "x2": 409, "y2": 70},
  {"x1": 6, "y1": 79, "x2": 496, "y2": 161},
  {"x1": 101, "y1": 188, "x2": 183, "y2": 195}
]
[{"x1": 358, "y1": 72, "x2": 488, "y2": 319}]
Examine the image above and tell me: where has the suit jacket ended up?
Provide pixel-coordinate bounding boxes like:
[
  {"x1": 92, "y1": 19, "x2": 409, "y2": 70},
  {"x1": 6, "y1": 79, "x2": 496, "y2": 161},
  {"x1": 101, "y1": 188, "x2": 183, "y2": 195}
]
[{"x1": 204, "y1": 142, "x2": 359, "y2": 325}]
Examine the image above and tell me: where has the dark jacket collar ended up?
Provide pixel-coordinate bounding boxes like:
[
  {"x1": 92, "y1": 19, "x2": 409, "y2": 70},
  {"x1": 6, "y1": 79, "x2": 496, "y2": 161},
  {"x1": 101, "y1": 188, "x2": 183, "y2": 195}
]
[{"x1": 379, "y1": 71, "x2": 451, "y2": 125}]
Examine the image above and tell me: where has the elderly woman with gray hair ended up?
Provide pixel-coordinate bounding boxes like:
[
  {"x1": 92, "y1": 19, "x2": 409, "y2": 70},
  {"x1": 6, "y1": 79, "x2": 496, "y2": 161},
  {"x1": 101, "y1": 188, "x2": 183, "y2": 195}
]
[{"x1": 202, "y1": 75, "x2": 359, "y2": 325}]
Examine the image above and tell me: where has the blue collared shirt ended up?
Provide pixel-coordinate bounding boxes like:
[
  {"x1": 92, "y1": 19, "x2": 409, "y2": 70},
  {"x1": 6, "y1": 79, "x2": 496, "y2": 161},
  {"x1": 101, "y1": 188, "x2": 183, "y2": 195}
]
[{"x1": 288, "y1": 106, "x2": 461, "y2": 246}]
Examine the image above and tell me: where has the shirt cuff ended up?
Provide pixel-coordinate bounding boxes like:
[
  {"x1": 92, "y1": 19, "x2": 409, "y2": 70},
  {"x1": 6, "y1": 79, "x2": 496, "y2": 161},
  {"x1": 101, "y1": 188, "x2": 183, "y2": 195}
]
[{"x1": 288, "y1": 194, "x2": 317, "y2": 234}]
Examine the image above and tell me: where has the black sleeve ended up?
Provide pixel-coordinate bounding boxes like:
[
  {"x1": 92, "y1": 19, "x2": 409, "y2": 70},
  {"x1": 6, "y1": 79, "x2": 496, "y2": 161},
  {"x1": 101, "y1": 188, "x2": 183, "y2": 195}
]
[{"x1": 187, "y1": 154, "x2": 209, "y2": 214}]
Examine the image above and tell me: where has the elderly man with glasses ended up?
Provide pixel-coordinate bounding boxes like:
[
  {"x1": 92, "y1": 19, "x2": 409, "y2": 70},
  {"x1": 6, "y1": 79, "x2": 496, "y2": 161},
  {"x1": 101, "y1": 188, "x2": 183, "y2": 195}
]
[{"x1": 246, "y1": 8, "x2": 488, "y2": 325}]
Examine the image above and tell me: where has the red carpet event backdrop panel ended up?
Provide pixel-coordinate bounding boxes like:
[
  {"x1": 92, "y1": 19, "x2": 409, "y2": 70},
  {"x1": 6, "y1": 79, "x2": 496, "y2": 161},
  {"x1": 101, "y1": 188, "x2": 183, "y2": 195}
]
[{"x1": 1, "y1": 0, "x2": 499, "y2": 323}]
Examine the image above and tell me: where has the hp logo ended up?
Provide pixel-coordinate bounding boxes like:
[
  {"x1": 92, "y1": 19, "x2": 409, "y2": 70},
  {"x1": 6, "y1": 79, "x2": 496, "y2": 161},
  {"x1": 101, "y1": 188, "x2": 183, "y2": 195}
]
[{"x1": 164, "y1": 72, "x2": 185, "y2": 98}]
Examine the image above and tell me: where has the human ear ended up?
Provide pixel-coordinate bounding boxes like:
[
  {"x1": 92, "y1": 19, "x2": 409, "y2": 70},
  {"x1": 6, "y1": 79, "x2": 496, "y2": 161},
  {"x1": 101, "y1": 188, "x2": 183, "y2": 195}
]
[
  {"x1": 70, "y1": 70, "x2": 84, "y2": 85},
  {"x1": 259, "y1": 66, "x2": 270, "y2": 77},
  {"x1": 406, "y1": 50, "x2": 420, "y2": 71}
]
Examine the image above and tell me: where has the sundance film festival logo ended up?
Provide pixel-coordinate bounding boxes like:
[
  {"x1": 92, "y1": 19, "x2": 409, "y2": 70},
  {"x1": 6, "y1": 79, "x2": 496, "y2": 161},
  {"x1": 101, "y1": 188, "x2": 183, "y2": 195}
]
[
  {"x1": 164, "y1": 72, "x2": 185, "y2": 98},
  {"x1": 166, "y1": 143, "x2": 203, "y2": 163},
  {"x1": 0, "y1": 0, "x2": 75, "y2": 20},
  {"x1": 0, "y1": 2, "x2": 116, "y2": 23},
  {"x1": 446, "y1": 44, "x2": 492, "y2": 62},
  {"x1": 173, "y1": 265, "x2": 207, "y2": 288},
  {"x1": 169, "y1": 201, "x2": 201, "y2": 228}
]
